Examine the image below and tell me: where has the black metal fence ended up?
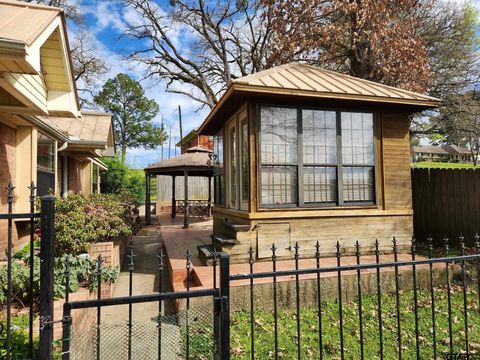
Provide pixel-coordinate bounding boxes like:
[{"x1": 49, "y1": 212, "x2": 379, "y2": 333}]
[
  {"x1": 59, "y1": 234, "x2": 480, "y2": 360},
  {"x1": 0, "y1": 183, "x2": 56, "y2": 360}
]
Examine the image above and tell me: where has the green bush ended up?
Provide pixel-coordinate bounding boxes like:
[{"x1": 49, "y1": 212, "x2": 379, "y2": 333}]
[
  {"x1": 54, "y1": 193, "x2": 134, "y2": 255},
  {"x1": 0, "y1": 317, "x2": 39, "y2": 360},
  {"x1": 0, "y1": 255, "x2": 119, "y2": 304},
  {"x1": 101, "y1": 157, "x2": 146, "y2": 203}
]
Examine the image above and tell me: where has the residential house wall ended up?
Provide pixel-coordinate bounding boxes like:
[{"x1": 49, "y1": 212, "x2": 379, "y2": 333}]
[{"x1": 0, "y1": 121, "x2": 17, "y2": 254}]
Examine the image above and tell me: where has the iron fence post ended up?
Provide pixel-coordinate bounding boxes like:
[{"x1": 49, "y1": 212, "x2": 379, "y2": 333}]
[
  {"x1": 219, "y1": 253, "x2": 230, "y2": 360},
  {"x1": 39, "y1": 195, "x2": 56, "y2": 360}
]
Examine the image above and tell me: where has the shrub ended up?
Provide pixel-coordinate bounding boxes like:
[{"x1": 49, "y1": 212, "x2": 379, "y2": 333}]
[
  {"x1": 54, "y1": 193, "x2": 134, "y2": 255},
  {"x1": 0, "y1": 255, "x2": 119, "y2": 304},
  {"x1": 101, "y1": 157, "x2": 146, "y2": 203}
]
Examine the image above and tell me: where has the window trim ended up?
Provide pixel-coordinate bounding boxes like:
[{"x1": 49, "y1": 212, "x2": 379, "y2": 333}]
[{"x1": 257, "y1": 103, "x2": 377, "y2": 209}]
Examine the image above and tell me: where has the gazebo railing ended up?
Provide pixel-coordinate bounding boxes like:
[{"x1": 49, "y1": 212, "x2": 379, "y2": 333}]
[{"x1": 176, "y1": 199, "x2": 211, "y2": 218}]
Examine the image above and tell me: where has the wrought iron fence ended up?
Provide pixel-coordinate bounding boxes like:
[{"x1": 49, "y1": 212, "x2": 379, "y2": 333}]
[
  {"x1": 60, "y1": 250, "x2": 229, "y2": 360},
  {"x1": 0, "y1": 182, "x2": 56, "y2": 360},
  {"x1": 60, "y1": 235, "x2": 480, "y2": 360},
  {"x1": 228, "y1": 236, "x2": 480, "y2": 360}
]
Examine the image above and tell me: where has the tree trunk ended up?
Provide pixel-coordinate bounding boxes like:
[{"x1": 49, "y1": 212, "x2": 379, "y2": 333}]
[{"x1": 121, "y1": 146, "x2": 127, "y2": 165}]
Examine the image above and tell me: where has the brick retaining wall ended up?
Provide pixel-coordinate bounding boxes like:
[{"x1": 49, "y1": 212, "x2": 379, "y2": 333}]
[{"x1": 52, "y1": 235, "x2": 129, "y2": 339}]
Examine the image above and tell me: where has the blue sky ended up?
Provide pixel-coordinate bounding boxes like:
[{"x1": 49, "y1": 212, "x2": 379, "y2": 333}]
[{"x1": 71, "y1": 0, "x2": 210, "y2": 169}]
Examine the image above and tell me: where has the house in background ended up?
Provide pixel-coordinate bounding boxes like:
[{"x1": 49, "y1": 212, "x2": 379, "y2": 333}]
[
  {"x1": 0, "y1": 1, "x2": 113, "y2": 255},
  {"x1": 413, "y1": 144, "x2": 473, "y2": 163},
  {"x1": 176, "y1": 128, "x2": 213, "y2": 154},
  {"x1": 198, "y1": 62, "x2": 440, "y2": 263},
  {"x1": 43, "y1": 111, "x2": 114, "y2": 195}
]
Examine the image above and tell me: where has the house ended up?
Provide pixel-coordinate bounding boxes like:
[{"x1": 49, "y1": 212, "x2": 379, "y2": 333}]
[
  {"x1": 198, "y1": 62, "x2": 440, "y2": 262},
  {"x1": 42, "y1": 111, "x2": 114, "y2": 195},
  {"x1": 0, "y1": 1, "x2": 113, "y2": 254},
  {"x1": 176, "y1": 128, "x2": 213, "y2": 154},
  {"x1": 413, "y1": 145, "x2": 473, "y2": 163}
]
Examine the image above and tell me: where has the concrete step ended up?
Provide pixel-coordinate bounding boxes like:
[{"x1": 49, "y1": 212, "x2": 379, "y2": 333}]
[
  {"x1": 211, "y1": 234, "x2": 238, "y2": 246},
  {"x1": 223, "y1": 222, "x2": 250, "y2": 232},
  {"x1": 197, "y1": 244, "x2": 215, "y2": 265}
]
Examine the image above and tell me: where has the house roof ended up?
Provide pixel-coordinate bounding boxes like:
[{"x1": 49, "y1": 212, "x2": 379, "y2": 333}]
[
  {"x1": 0, "y1": 0, "x2": 61, "y2": 47},
  {"x1": 199, "y1": 62, "x2": 442, "y2": 135},
  {"x1": 41, "y1": 112, "x2": 114, "y2": 155},
  {"x1": 414, "y1": 145, "x2": 471, "y2": 155},
  {"x1": 176, "y1": 129, "x2": 198, "y2": 148},
  {"x1": 144, "y1": 145, "x2": 213, "y2": 177}
]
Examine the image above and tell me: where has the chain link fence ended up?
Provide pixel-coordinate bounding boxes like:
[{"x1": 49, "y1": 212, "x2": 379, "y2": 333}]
[{"x1": 69, "y1": 304, "x2": 214, "y2": 360}]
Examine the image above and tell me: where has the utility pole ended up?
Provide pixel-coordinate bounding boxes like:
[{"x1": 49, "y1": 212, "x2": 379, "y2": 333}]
[
  {"x1": 168, "y1": 126, "x2": 172, "y2": 160},
  {"x1": 161, "y1": 115, "x2": 164, "y2": 161},
  {"x1": 178, "y1": 105, "x2": 183, "y2": 154}
]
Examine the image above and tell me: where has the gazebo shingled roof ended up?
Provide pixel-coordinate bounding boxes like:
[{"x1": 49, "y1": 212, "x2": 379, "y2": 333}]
[
  {"x1": 144, "y1": 145, "x2": 213, "y2": 177},
  {"x1": 144, "y1": 145, "x2": 213, "y2": 227}
]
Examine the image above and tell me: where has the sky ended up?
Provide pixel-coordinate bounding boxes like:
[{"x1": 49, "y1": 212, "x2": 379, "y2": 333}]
[
  {"x1": 70, "y1": 0, "x2": 479, "y2": 169},
  {"x1": 70, "y1": 0, "x2": 210, "y2": 169}
]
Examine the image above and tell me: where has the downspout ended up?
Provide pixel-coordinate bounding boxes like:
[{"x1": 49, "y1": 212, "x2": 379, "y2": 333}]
[{"x1": 57, "y1": 142, "x2": 68, "y2": 196}]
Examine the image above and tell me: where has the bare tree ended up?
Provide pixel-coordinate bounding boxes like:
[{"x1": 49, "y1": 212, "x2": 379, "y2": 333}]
[
  {"x1": 70, "y1": 31, "x2": 110, "y2": 107},
  {"x1": 433, "y1": 91, "x2": 480, "y2": 166},
  {"x1": 122, "y1": 0, "x2": 273, "y2": 109}
]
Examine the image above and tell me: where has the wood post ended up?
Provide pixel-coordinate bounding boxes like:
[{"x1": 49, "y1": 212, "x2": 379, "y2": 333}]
[
  {"x1": 171, "y1": 175, "x2": 176, "y2": 219},
  {"x1": 208, "y1": 175, "x2": 212, "y2": 217},
  {"x1": 183, "y1": 169, "x2": 189, "y2": 228},
  {"x1": 145, "y1": 174, "x2": 151, "y2": 225}
]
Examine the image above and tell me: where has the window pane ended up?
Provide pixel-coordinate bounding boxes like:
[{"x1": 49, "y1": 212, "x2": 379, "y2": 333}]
[
  {"x1": 261, "y1": 107, "x2": 297, "y2": 164},
  {"x1": 214, "y1": 174, "x2": 224, "y2": 205},
  {"x1": 241, "y1": 119, "x2": 248, "y2": 202},
  {"x1": 37, "y1": 133, "x2": 55, "y2": 171},
  {"x1": 303, "y1": 110, "x2": 337, "y2": 164},
  {"x1": 230, "y1": 126, "x2": 236, "y2": 206},
  {"x1": 261, "y1": 166, "x2": 297, "y2": 206},
  {"x1": 343, "y1": 167, "x2": 375, "y2": 202},
  {"x1": 341, "y1": 112, "x2": 374, "y2": 165},
  {"x1": 304, "y1": 166, "x2": 337, "y2": 204},
  {"x1": 213, "y1": 131, "x2": 223, "y2": 175}
]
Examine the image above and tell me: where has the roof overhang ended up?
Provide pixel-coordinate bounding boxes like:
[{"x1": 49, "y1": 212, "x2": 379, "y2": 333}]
[
  {"x1": 0, "y1": 2, "x2": 80, "y2": 117},
  {"x1": 199, "y1": 83, "x2": 441, "y2": 135}
]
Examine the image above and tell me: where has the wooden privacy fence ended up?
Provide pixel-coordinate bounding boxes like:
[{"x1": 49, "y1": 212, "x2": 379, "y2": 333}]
[
  {"x1": 155, "y1": 175, "x2": 212, "y2": 202},
  {"x1": 411, "y1": 168, "x2": 480, "y2": 247}
]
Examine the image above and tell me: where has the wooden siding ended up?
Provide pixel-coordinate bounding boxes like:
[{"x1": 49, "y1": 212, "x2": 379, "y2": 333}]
[
  {"x1": 40, "y1": 29, "x2": 69, "y2": 91},
  {"x1": 382, "y1": 111, "x2": 412, "y2": 210}
]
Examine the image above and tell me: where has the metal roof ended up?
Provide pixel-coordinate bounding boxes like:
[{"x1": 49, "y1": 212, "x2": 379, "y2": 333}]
[
  {"x1": 199, "y1": 62, "x2": 441, "y2": 135},
  {"x1": 233, "y1": 62, "x2": 440, "y2": 104},
  {"x1": 0, "y1": 0, "x2": 61, "y2": 46}
]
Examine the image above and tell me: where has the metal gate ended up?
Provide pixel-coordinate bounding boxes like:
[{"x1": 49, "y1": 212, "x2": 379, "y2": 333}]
[
  {"x1": 60, "y1": 251, "x2": 230, "y2": 360},
  {"x1": 0, "y1": 182, "x2": 56, "y2": 360}
]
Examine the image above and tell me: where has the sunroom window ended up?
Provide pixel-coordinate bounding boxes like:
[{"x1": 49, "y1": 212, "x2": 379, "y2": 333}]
[{"x1": 259, "y1": 106, "x2": 375, "y2": 207}]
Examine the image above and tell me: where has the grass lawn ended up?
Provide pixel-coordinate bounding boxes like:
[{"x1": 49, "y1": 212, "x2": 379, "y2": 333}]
[
  {"x1": 187, "y1": 286, "x2": 480, "y2": 359},
  {"x1": 412, "y1": 161, "x2": 479, "y2": 169}
]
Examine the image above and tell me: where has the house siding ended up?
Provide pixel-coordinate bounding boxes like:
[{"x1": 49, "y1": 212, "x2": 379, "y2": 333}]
[{"x1": 0, "y1": 121, "x2": 18, "y2": 254}]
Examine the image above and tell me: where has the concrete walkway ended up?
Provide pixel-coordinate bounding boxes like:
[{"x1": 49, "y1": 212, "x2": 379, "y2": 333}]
[{"x1": 96, "y1": 216, "x2": 181, "y2": 359}]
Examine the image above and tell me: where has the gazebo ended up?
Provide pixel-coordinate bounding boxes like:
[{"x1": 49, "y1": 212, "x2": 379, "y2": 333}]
[{"x1": 144, "y1": 145, "x2": 213, "y2": 228}]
